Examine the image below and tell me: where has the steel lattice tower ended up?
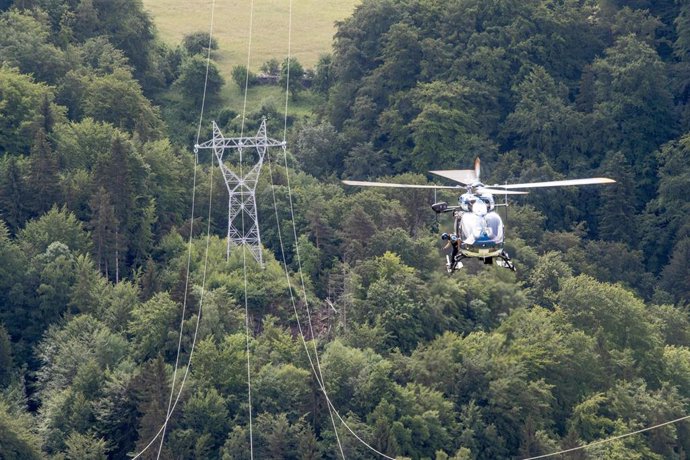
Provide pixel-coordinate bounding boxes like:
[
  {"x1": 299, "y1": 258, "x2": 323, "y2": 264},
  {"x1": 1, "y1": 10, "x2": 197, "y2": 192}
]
[{"x1": 195, "y1": 118, "x2": 285, "y2": 265}]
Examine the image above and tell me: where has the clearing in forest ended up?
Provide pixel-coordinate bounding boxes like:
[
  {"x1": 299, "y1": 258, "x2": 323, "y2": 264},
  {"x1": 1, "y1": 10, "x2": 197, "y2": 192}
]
[{"x1": 143, "y1": 0, "x2": 360, "y2": 76}]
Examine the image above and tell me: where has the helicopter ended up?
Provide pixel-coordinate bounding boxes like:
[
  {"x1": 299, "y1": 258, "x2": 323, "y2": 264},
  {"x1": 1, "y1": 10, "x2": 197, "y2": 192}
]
[{"x1": 342, "y1": 158, "x2": 616, "y2": 273}]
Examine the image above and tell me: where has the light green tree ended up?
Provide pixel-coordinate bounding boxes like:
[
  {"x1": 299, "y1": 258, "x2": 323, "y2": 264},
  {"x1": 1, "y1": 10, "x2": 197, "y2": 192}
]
[
  {"x1": 64, "y1": 432, "x2": 108, "y2": 460},
  {"x1": 0, "y1": 66, "x2": 57, "y2": 154},
  {"x1": 0, "y1": 10, "x2": 67, "y2": 83},
  {"x1": 0, "y1": 399, "x2": 43, "y2": 460},
  {"x1": 128, "y1": 292, "x2": 179, "y2": 360},
  {"x1": 19, "y1": 206, "x2": 91, "y2": 257},
  {"x1": 82, "y1": 69, "x2": 163, "y2": 140}
]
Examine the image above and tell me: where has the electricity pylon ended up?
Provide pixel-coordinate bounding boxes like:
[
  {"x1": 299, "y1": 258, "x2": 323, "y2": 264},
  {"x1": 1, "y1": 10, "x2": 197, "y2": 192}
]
[{"x1": 195, "y1": 118, "x2": 284, "y2": 265}]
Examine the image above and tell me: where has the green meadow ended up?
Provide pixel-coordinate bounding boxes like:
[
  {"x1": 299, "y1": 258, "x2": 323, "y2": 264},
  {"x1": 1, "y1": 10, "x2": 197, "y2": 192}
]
[
  {"x1": 143, "y1": 0, "x2": 358, "y2": 113},
  {"x1": 143, "y1": 0, "x2": 359, "y2": 74}
]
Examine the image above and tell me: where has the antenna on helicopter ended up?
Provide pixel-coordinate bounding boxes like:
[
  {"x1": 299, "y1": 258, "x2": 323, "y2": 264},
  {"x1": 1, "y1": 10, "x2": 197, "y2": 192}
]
[
  {"x1": 433, "y1": 187, "x2": 439, "y2": 230},
  {"x1": 503, "y1": 183, "x2": 509, "y2": 233}
]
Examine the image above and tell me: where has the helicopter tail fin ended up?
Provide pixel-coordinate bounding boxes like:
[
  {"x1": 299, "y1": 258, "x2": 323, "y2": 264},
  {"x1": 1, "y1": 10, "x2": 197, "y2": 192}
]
[
  {"x1": 429, "y1": 157, "x2": 481, "y2": 185},
  {"x1": 429, "y1": 169, "x2": 476, "y2": 184}
]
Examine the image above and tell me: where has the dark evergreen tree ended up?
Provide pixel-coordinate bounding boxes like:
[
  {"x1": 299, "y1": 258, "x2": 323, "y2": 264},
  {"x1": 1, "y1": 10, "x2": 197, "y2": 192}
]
[
  {"x1": 74, "y1": 0, "x2": 100, "y2": 41},
  {"x1": 88, "y1": 186, "x2": 119, "y2": 279},
  {"x1": 659, "y1": 237, "x2": 690, "y2": 304},
  {"x1": 94, "y1": 365, "x2": 140, "y2": 460},
  {"x1": 596, "y1": 151, "x2": 637, "y2": 245},
  {"x1": 27, "y1": 128, "x2": 60, "y2": 216},
  {"x1": 0, "y1": 157, "x2": 29, "y2": 232},
  {"x1": 92, "y1": 135, "x2": 150, "y2": 278},
  {"x1": 0, "y1": 220, "x2": 29, "y2": 359},
  {"x1": 0, "y1": 323, "x2": 14, "y2": 387},
  {"x1": 132, "y1": 355, "x2": 173, "y2": 460},
  {"x1": 641, "y1": 135, "x2": 690, "y2": 273},
  {"x1": 36, "y1": 94, "x2": 55, "y2": 136}
]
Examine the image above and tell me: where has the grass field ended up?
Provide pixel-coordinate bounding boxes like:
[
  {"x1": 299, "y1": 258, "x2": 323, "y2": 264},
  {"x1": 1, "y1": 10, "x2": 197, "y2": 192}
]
[
  {"x1": 144, "y1": 0, "x2": 359, "y2": 115},
  {"x1": 143, "y1": 0, "x2": 360, "y2": 75}
]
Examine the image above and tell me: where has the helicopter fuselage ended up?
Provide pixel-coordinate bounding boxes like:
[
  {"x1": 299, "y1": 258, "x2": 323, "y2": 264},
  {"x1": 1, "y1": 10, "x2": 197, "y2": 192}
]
[
  {"x1": 456, "y1": 204, "x2": 505, "y2": 258},
  {"x1": 435, "y1": 190, "x2": 514, "y2": 270}
]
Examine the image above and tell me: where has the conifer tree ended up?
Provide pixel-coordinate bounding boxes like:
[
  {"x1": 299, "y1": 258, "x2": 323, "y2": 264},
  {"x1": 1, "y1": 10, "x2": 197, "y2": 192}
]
[
  {"x1": 597, "y1": 151, "x2": 637, "y2": 245},
  {"x1": 0, "y1": 323, "x2": 14, "y2": 387},
  {"x1": 660, "y1": 237, "x2": 690, "y2": 303},
  {"x1": 0, "y1": 157, "x2": 29, "y2": 232},
  {"x1": 74, "y1": 0, "x2": 99, "y2": 41},
  {"x1": 89, "y1": 186, "x2": 119, "y2": 279},
  {"x1": 132, "y1": 355, "x2": 173, "y2": 460},
  {"x1": 28, "y1": 128, "x2": 60, "y2": 215}
]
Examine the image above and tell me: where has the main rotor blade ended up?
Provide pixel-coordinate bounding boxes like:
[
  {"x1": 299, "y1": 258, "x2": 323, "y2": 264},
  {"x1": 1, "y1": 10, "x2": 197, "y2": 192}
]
[
  {"x1": 428, "y1": 169, "x2": 477, "y2": 185},
  {"x1": 498, "y1": 177, "x2": 616, "y2": 189},
  {"x1": 476, "y1": 187, "x2": 529, "y2": 195},
  {"x1": 342, "y1": 180, "x2": 461, "y2": 190}
]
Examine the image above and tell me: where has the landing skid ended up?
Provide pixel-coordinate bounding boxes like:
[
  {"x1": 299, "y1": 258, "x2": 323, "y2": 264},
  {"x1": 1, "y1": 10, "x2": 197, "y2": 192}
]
[
  {"x1": 495, "y1": 250, "x2": 516, "y2": 272},
  {"x1": 446, "y1": 254, "x2": 465, "y2": 274},
  {"x1": 446, "y1": 251, "x2": 515, "y2": 274}
]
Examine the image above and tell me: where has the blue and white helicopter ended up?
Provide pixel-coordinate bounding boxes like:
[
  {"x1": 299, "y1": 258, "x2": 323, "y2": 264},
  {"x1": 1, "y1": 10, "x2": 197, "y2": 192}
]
[{"x1": 343, "y1": 158, "x2": 615, "y2": 273}]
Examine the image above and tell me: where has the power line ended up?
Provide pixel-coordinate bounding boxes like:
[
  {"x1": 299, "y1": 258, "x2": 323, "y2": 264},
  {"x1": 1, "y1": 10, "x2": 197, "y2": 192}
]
[
  {"x1": 522, "y1": 415, "x2": 690, "y2": 460},
  {"x1": 132, "y1": 131, "x2": 216, "y2": 460},
  {"x1": 239, "y1": 0, "x2": 257, "y2": 456},
  {"x1": 278, "y1": 0, "x2": 346, "y2": 456},
  {"x1": 154, "y1": 4, "x2": 217, "y2": 458},
  {"x1": 268, "y1": 56, "x2": 395, "y2": 458},
  {"x1": 131, "y1": 4, "x2": 217, "y2": 457}
]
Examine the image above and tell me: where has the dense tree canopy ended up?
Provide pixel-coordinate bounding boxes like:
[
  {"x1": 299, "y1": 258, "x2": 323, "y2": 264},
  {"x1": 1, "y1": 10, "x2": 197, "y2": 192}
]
[{"x1": 2, "y1": 0, "x2": 690, "y2": 459}]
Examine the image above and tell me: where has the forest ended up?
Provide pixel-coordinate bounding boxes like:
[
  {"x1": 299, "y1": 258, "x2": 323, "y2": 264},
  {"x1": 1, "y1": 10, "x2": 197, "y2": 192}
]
[{"x1": 2, "y1": 0, "x2": 690, "y2": 458}]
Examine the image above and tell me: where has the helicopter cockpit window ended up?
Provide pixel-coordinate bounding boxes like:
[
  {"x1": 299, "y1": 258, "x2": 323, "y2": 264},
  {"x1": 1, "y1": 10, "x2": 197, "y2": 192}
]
[
  {"x1": 459, "y1": 194, "x2": 472, "y2": 212},
  {"x1": 484, "y1": 213, "x2": 503, "y2": 242},
  {"x1": 471, "y1": 199, "x2": 488, "y2": 216},
  {"x1": 479, "y1": 194, "x2": 495, "y2": 211}
]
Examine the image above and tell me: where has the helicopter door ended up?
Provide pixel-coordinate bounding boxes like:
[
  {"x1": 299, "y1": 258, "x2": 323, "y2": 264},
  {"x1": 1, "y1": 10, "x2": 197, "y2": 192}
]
[
  {"x1": 484, "y1": 212, "x2": 504, "y2": 242},
  {"x1": 460, "y1": 213, "x2": 481, "y2": 244},
  {"x1": 460, "y1": 212, "x2": 504, "y2": 245}
]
